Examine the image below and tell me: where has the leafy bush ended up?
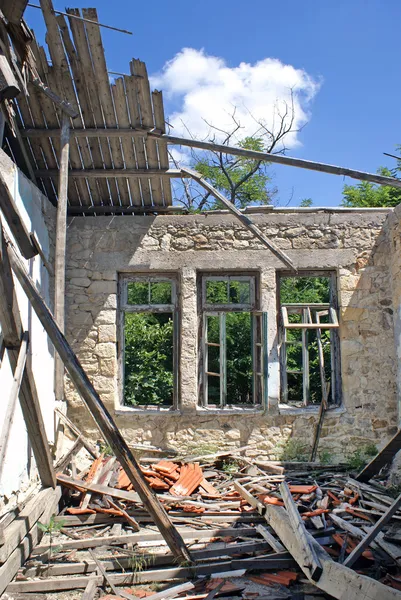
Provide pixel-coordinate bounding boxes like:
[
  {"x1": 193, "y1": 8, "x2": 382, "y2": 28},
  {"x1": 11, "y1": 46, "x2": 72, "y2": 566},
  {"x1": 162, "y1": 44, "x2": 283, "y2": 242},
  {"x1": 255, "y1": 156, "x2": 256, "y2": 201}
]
[{"x1": 124, "y1": 313, "x2": 174, "y2": 406}]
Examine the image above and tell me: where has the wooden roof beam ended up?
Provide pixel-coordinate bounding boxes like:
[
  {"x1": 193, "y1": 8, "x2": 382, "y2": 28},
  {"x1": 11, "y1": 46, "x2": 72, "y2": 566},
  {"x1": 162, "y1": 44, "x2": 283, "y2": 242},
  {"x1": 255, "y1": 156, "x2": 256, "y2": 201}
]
[
  {"x1": 20, "y1": 127, "x2": 401, "y2": 189},
  {"x1": 35, "y1": 168, "x2": 185, "y2": 178}
]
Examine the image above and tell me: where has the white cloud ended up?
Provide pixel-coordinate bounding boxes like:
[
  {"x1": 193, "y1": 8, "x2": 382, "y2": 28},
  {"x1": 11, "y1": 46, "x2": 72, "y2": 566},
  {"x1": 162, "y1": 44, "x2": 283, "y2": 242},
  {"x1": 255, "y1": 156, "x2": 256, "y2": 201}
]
[{"x1": 151, "y1": 48, "x2": 321, "y2": 153}]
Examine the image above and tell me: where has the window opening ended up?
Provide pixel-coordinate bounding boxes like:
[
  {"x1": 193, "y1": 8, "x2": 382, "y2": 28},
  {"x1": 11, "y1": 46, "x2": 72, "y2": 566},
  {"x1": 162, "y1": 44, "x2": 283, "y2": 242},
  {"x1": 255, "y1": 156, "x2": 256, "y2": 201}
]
[
  {"x1": 279, "y1": 274, "x2": 340, "y2": 408},
  {"x1": 120, "y1": 276, "x2": 177, "y2": 408},
  {"x1": 201, "y1": 275, "x2": 267, "y2": 408}
]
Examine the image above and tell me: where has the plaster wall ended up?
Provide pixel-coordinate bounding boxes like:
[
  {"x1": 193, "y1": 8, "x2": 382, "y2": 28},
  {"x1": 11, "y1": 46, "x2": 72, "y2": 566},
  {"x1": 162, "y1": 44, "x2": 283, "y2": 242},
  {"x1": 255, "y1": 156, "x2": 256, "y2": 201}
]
[
  {"x1": 0, "y1": 150, "x2": 56, "y2": 509},
  {"x1": 65, "y1": 209, "x2": 399, "y2": 462}
]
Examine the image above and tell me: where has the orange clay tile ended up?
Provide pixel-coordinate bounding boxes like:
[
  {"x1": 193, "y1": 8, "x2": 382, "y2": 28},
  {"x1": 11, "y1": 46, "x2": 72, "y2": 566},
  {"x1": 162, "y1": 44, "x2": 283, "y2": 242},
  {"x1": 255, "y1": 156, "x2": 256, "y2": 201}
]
[
  {"x1": 258, "y1": 494, "x2": 284, "y2": 506},
  {"x1": 170, "y1": 463, "x2": 203, "y2": 496},
  {"x1": 288, "y1": 484, "x2": 317, "y2": 494},
  {"x1": 301, "y1": 508, "x2": 330, "y2": 518},
  {"x1": 66, "y1": 507, "x2": 96, "y2": 515}
]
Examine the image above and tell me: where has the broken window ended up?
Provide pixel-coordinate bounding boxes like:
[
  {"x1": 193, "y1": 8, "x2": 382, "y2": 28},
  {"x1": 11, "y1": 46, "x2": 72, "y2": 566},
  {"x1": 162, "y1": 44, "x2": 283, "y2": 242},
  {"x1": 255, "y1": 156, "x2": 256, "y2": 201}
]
[
  {"x1": 119, "y1": 275, "x2": 178, "y2": 408},
  {"x1": 278, "y1": 272, "x2": 340, "y2": 408},
  {"x1": 200, "y1": 275, "x2": 267, "y2": 408}
]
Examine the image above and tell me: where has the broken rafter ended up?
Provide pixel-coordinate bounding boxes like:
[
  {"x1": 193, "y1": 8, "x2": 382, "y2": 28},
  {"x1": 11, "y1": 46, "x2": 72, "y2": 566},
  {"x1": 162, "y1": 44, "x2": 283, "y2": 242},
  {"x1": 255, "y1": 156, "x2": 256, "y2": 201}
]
[
  {"x1": 181, "y1": 167, "x2": 296, "y2": 270},
  {"x1": 20, "y1": 128, "x2": 401, "y2": 190},
  {"x1": 4, "y1": 232, "x2": 192, "y2": 564}
]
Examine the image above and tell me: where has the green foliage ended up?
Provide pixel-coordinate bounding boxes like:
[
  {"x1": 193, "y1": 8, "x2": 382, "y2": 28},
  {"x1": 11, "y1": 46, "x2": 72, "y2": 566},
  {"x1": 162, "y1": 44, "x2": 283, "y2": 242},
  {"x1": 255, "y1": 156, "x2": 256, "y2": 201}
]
[
  {"x1": 37, "y1": 516, "x2": 64, "y2": 534},
  {"x1": 345, "y1": 444, "x2": 378, "y2": 471},
  {"x1": 124, "y1": 313, "x2": 173, "y2": 406},
  {"x1": 195, "y1": 137, "x2": 273, "y2": 209},
  {"x1": 281, "y1": 277, "x2": 331, "y2": 405},
  {"x1": 221, "y1": 459, "x2": 240, "y2": 473},
  {"x1": 184, "y1": 442, "x2": 220, "y2": 456},
  {"x1": 342, "y1": 164, "x2": 401, "y2": 208},
  {"x1": 300, "y1": 198, "x2": 313, "y2": 207},
  {"x1": 278, "y1": 438, "x2": 308, "y2": 461},
  {"x1": 319, "y1": 449, "x2": 332, "y2": 465},
  {"x1": 280, "y1": 276, "x2": 330, "y2": 304}
]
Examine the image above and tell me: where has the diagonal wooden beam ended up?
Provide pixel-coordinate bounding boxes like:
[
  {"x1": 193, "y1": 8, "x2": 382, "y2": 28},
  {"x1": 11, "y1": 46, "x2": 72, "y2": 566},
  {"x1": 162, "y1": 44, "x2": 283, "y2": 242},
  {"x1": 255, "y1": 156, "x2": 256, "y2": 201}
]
[
  {"x1": 4, "y1": 232, "x2": 192, "y2": 563},
  {"x1": 19, "y1": 128, "x2": 401, "y2": 189},
  {"x1": 0, "y1": 219, "x2": 56, "y2": 488},
  {"x1": 181, "y1": 167, "x2": 296, "y2": 271}
]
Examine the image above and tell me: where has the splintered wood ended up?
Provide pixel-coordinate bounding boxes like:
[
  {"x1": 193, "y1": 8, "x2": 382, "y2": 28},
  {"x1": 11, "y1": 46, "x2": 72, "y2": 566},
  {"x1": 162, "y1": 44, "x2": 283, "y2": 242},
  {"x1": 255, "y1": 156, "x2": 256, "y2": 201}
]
[{"x1": 3, "y1": 446, "x2": 401, "y2": 599}]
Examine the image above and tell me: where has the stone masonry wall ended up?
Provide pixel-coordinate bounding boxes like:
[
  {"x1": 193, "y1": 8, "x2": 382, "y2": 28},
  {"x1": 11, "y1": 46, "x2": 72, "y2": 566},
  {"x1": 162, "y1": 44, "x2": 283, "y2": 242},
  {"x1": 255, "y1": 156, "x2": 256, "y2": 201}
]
[{"x1": 64, "y1": 209, "x2": 399, "y2": 463}]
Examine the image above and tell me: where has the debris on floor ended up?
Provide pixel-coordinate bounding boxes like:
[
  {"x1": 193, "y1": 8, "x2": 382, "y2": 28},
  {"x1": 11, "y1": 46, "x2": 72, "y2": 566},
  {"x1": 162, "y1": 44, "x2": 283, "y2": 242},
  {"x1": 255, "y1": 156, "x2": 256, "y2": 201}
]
[{"x1": 3, "y1": 447, "x2": 401, "y2": 599}]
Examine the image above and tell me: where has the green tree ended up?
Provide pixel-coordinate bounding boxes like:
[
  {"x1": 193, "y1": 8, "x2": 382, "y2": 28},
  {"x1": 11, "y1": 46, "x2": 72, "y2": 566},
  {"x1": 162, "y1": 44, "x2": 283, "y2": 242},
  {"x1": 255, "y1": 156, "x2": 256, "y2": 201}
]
[
  {"x1": 173, "y1": 99, "x2": 299, "y2": 210},
  {"x1": 194, "y1": 137, "x2": 274, "y2": 210},
  {"x1": 342, "y1": 160, "x2": 401, "y2": 208}
]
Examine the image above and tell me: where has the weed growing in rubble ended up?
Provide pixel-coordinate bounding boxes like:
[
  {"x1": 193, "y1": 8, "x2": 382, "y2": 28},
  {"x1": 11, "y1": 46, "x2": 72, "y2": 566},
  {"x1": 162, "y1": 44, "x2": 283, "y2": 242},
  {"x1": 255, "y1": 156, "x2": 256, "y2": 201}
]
[
  {"x1": 345, "y1": 444, "x2": 378, "y2": 471},
  {"x1": 277, "y1": 439, "x2": 308, "y2": 462},
  {"x1": 37, "y1": 516, "x2": 64, "y2": 569},
  {"x1": 129, "y1": 553, "x2": 154, "y2": 582},
  {"x1": 221, "y1": 459, "x2": 240, "y2": 474},
  {"x1": 318, "y1": 450, "x2": 332, "y2": 465}
]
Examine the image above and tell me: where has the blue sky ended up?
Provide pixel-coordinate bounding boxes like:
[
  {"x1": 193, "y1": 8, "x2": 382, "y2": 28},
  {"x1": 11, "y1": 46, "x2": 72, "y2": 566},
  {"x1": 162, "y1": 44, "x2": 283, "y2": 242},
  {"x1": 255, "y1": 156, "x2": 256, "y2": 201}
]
[{"x1": 26, "y1": 0, "x2": 401, "y2": 207}]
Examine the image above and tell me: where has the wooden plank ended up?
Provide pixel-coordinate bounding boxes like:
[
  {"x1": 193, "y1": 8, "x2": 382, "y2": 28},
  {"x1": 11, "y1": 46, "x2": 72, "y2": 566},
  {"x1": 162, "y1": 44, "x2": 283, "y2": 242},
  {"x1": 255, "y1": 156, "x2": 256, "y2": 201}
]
[
  {"x1": 152, "y1": 90, "x2": 173, "y2": 206},
  {"x1": 82, "y1": 8, "x2": 129, "y2": 205},
  {"x1": 54, "y1": 113, "x2": 69, "y2": 402},
  {"x1": 0, "y1": 49, "x2": 20, "y2": 100},
  {"x1": 182, "y1": 167, "x2": 296, "y2": 270},
  {"x1": 36, "y1": 168, "x2": 182, "y2": 178},
  {"x1": 30, "y1": 78, "x2": 77, "y2": 119},
  {"x1": 5, "y1": 236, "x2": 191, "y2": 564},
  {"x1": 0, "y1": 331, "x2": 28, "y2": 482},
  {"x1": 54, "y1": 436, "x2": 84, "y2": 472},
  {"x1": 80, "y1": 574, "x2": 98, "y2": 600},
  {"x1": 255, "y1": 524, "x2": 285, "y2": 553},
  {"x1": 357, "y1": 429, "x2": 401, "y2": 482},
  {"x1": 145, "y1": 583, "x2": 195, "y2": 600},
  {"x1": 131, "y1": 59, "x2": 163, "y2": 205},
  {"x1": 57, "y1": 473, "x2": 141, "y2": 503},
  {"x1": 112, "y1": 78, "x2": 141, "y2": 206},
  {"x1": 88, "y1": 548, "x2": 137, "y2": 600},
  {"x1": 0, "y1": 0, "x2": 28, "y2": 23},
  {"x1": 66, "y1": 8, "x2": 115, "y2": 203},
  {"x1": 233, "y1": 481, "x2": 266, "y2": 515},
  {"x1": 344, "y1": 492, "x2": 401, "y2": 567},
  {"x1": 0, "y1": 219, "x2": 56, "y2": 489},
  {"x1": 279, "y1": 481, "x2": 322, "y2": 580},
  {"x1": 0, "y1": 488, "x2": 58, "y2": 564},
  {"x1": 25, "y1": 541, "x2": 275, "y2": 578},
  {"x1": 156, "y1": 132, "x2": 401, "y2": 190},
  {"x1": 7, "y1": 556, "x2": 295, "y2": 593},
  {"x1": 33, "y1": 526, "x2": 258, "y2": 554},
  {"x1": 0, "y1": 169, "x2": 37, "y2": 259},
  {"x1": 54, "y1": 408, "x2": 99, "y2": 459},
  {"x1": 15, "y1": 77, "x2": 56, "y2": 200},
  {"x1": 55, "y1": 14, "x2": 102, "y2": 205},
  {"x1": 0, "y1": 487, "x2": 61, "y2": 596},
  {"x1": 265, "y1": 500, "x2": 401, "y2": 599}
]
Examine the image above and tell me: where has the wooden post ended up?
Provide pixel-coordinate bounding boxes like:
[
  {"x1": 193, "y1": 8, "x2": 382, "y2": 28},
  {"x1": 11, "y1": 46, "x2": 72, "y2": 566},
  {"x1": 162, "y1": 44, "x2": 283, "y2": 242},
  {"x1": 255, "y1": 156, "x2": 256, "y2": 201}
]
[
  {"x1": 54, "y1": 114, "x2": 70, "y2": 402},
  {"x1": 5, "y1": 233, "x2": 192, "y2": 563},
  {"x1": 0, "y1": 220, "x2": 56, "y2": 488},
  {"x1": 181, "y1": 167, "x2": 296, "y2": 270},
  {"x1": 0, "y1": 332, "x2": 28, "y2": 481}
]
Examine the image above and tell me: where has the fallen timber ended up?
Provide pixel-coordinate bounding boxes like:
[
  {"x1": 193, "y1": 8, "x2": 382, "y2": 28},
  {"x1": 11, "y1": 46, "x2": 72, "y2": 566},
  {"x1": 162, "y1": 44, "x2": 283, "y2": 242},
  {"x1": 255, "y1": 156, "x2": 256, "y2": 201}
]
[{"x1": 3, "y1": 444, "x2": 401, "y2": 599}]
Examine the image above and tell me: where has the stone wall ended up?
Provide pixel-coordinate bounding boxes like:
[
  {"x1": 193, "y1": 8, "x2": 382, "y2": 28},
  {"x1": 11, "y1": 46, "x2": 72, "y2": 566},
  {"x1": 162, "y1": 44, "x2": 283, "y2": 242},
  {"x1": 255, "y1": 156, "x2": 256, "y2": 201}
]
[{"x1": 65, "y1": 209, "x2": 399, "y2": 462}]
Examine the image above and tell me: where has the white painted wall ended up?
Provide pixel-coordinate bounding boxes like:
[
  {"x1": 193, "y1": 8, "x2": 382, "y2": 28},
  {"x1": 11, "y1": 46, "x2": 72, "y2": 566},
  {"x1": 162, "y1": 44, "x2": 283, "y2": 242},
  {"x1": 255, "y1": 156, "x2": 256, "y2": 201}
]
[{"x1": 0, "y1": 150, "x2": 56, "y2": 505}]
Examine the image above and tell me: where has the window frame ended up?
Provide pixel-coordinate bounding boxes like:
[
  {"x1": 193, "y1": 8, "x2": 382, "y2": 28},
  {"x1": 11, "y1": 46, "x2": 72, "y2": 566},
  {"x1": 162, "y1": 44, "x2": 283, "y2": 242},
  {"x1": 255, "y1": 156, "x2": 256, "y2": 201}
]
[
  {"x1": 277, "y1": 270, "x2": 341, "y2": 408},
  {"x1": 118, "y1": 274, "x2": 179, "y2": 411},
  {"x1": 199, "y1": 272, "x2": 267, "y2": 410}
]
